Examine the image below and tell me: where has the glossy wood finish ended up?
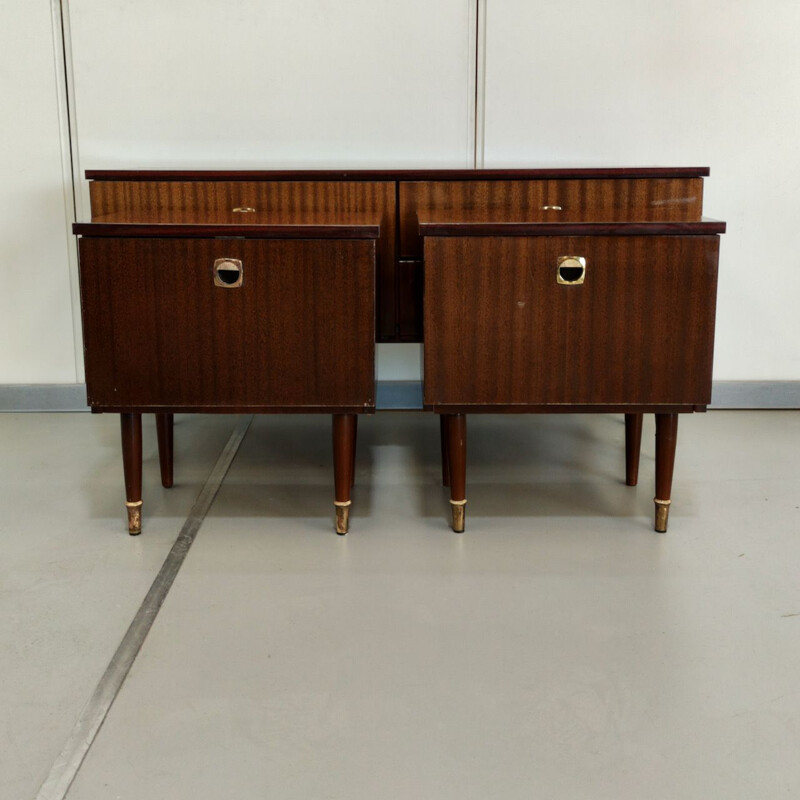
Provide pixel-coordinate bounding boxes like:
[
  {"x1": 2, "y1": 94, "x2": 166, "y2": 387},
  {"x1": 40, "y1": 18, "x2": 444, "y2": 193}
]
[
  {"x1": 625, "y1": 413, "x2": 643, "y2": 486},
  {"x1": 79, "y1": 166, "x2": 721, "y2": 536},
  {"x1": 424, "y1": 403, "x2": 703, "y2": 414},
  {"x1": 423, "y1": 235, "x2": 719, "y2": 409},
  {"x1": 79, "y1": 237, "x2": 375, "y2": 412},
  {"x1": 403, "y1": 178, "x2": 705, "y2": 255},
  {"x1": 445, "y1": 414, "x2": 467, "y2": 532},
  {"x1": 120, "y1": 413, "x2": 142, "y2": 535},
  {"x1": 86, "y1": 169, "x2": 712, "y2": 344},
  {"x1": 155, "y1": 413, "x2": 174, "y2": 489},
  {"x1": 333, "y1": 414, "x2": 357, "y2": 534},
  {"x1": 88, "y1": 181, "x2": 396, "y2": 340},
  {"x1": 439, "y1": 414, "x2": 450, "y2": 487},
  {"x1": 74, "y1": 211, "x2": 381, "y2": 239},
  {"x1": 417, "y1": 218, "x2": 725, "y2": 238},
  {"x1": 87, "y1": 167, "x2": 711, "y2": 181},
  {"x1": 655, "y1": 414, "x2": 679, "y2": 532},
  {"x1": 351, "y1": 415, "x2": 358, "y2": 489}
]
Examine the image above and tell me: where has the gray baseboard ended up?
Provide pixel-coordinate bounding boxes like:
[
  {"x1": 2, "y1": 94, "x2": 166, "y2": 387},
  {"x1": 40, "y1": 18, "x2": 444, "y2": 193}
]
[
  {"x1": 375, "y1": 381, "x2": 424, "y2": 410},
  {"x1": 710, "y1": 381, "x2": 800, "y2": 409},
  {"x1": 2, "y1": 381, "x2": 799, "y2": 412},
  {"x1": 0, "y1": 384, "x2": 89, "y2": 412}
]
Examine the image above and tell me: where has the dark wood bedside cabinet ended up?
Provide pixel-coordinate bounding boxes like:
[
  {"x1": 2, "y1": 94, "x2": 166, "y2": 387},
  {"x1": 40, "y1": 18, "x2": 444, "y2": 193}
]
[
  {"x1": 75, "y1": 195, "x2": 379, "y2": 535},
  {"x1": 75, "y1": 167, "x2": 723, "y2": 537},
  {"x1": 418, "y1": 169, "x2": 725, "y2": 533}
]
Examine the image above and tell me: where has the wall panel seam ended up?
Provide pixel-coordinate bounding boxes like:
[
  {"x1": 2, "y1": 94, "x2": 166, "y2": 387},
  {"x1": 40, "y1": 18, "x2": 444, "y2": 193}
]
[
  {"x1": 51, "y1": 0, "x2": 85, "y2": 383},
  {"x1": 474, "y1": 0, "x2": 487, "y2": 168}
]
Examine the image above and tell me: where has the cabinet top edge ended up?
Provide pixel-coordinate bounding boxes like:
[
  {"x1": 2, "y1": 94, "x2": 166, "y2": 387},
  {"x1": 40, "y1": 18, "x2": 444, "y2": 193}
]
[
  {"x1": 417, "y1": 217, "x2": 726, "y2": 236},
  {"x1": 85, "y1": 167, "x2": 711, "y2": 181},
  {"x1": 73, "y1": 222, "x2": 381, "y2": 239}
]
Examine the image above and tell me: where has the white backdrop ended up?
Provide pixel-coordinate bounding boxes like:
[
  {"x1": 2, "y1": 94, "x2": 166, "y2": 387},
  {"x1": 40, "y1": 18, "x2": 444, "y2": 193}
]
[
  {"x1": 0, "y1": 2, "x2": 77, "y2": 383},
  {"x1": 3, "y1": 0, "x2": 799, "y2": 386},
  {"x1": 67, "y1": 0, "x2": 477, "y2": 381},
  {"x1": 482, "y1": 0, "x2": 800, "y2": 381}
]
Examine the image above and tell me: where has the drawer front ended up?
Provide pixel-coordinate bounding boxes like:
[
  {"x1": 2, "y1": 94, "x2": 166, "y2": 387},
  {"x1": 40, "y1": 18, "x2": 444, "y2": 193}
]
[
  {"x1": 89, "y1": 180, "x2": 397, "y2": 341},
  {"x1": 423, "y1": 235, "x2": 719, "y2": 407},
  {"x1": 80, "y1": 238, "x2": 375, "y2": 409},
  {"x1": 400, "y1": 178, "x2": 704, "y2": 257}
]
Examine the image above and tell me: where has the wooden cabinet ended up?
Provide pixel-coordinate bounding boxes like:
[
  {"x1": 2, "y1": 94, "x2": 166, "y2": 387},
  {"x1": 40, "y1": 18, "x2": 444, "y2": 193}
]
[
  {"x1": 75, "y1": 167, "x2": 724, "y2": 537},
  {"x1": 76, "y1": 197, "x2": 380, "y2": 535},
  {"x1": 423, "y1": 234, "x2": 719, "y2": 408},
  {"x1": 416, "y1": 172, "x2": 724, "y2": 533},
  {"x1": 79, "y1": 237, "x2": 375, "y2": 411}
]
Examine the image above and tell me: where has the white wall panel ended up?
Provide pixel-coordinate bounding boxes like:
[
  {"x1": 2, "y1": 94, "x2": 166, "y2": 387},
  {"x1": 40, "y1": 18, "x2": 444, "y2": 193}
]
[
  {"x1": 68, "y1": 0, "x2": 476, "y2": 381},
  {"x1": 69, "y1": 0, "x2": 476, "y2": 200},
  {"x1": 482, "y1": 0, "x2": 800, "y2": 380},
  {"x1": 0, "y1": 2, "x2": 77, "y2": 383}
]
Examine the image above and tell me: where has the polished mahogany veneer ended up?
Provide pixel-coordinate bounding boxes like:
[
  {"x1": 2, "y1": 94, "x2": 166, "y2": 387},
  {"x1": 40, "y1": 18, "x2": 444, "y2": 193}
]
[
  {"x1": 418, "y1": 173, "x2": 725, "y2": 534},
  {"x1": 87, "y1": 168, "x2": 710, "y2": 343},
  {"x1": 79, "y1": 237, "x2": 376, "y2": 412},
  {"x1": 88, "y1": 180, "x2": 396, "y2": 338},
  {"x1": 403, "y1": 178, "x2": 705, "y2": 254},
  {"x1": 423, "y1": 234, "x2": 719, "y2": 409},
  {"x1": 76, "y1": 201, "x2": 380, "y2": 535},
  {"x1": 76, "y1": 166, "x2": 724, "y2": 537}
]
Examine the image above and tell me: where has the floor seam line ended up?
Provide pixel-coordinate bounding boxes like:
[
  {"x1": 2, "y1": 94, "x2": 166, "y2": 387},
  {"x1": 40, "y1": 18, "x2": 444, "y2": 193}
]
[{"x1": 33, "y1": 415, "x2": 253, "y2": 800}]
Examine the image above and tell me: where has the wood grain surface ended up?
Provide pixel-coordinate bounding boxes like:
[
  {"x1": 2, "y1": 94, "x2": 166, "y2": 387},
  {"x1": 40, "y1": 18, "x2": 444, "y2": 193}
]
[
  {"x1": 402, "y1": 178, "x2": 705, "y2": 255},
  {"x1": 89, "y1": 180, "x2": 396, "y2": 339},
  {"x1": 79, "y1": 238, "x2": 375, "y2": 411},
  {"x1": 423, "y1": 235, "x2": 719, "y2": 408},
  {"x1": 87, "y1": 167, "x2": 711, "y2": 181},
  {"x1": 85, "y1": 169, "x2": 716, "y2": 345}
]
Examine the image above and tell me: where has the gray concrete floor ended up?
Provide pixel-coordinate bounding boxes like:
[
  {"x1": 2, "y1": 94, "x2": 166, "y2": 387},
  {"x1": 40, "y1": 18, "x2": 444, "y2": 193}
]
[{"x1": 2, "y1": 411, "x2": 799, "y2": 799}]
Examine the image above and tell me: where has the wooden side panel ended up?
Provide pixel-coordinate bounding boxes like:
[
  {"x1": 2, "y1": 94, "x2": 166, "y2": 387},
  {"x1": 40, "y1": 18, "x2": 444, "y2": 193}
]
[
  {"x1": 423, "y1": 235, "x2": 719, "y2": 407},
  {"x1": 401, "y1": 178, "x2": 704, "y2": 256},
  {"x1": 79, "y1": 238, "x2": 375, "y2": 410},
  {"x1": 89, "y1": 181, "x2": 397, "y2": 340}
]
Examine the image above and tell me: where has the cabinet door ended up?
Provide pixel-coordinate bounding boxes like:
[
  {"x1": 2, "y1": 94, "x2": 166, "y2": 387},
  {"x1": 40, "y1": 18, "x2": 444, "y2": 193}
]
[
  {"x1": 80, "y1": 238, "x2": 375, "y2": 410},
  {"x1": 423, "y1": 235, "x2": 718, "y2": 407}
]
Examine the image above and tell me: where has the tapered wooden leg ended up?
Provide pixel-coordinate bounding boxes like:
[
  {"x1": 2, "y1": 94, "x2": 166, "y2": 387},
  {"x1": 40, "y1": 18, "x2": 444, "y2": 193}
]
[
  {"x1": 625, "y1": 413, "x2": 643, "y2": 486},
  {"x1": 120, "y1": 413, "x2": 143, "y2": 535},
  {"x1": 654, "y1": 413, "x2": 679, "y2": 533},
  {"x1": 333, "y1": 414, "x2": 356, "y2": 534},
  {"x1": 440, "y1": 414, "x2": 450, "y2": 487},
  {"x1": 446, "y1": 414, "x2": 467, "y2": 532},
  {"x1": 350, "y1": 415, "x2": 358, "y2": 489},
  {"x1": 155, "y1": 413, "x2": 174, "y2": 488}
]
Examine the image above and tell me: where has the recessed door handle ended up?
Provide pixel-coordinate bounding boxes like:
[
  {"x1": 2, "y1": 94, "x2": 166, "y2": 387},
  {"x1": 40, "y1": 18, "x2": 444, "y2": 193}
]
[
  {"x1": 213, "y1": 258, "x2": 243, "y2": 287},
  {"x1": 557, "y1": 256, "x2": 586, "y2": 285}
]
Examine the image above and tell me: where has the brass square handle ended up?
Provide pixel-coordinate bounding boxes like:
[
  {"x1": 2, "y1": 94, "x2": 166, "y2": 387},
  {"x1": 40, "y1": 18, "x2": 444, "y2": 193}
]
[
  {"x1": 557, "y1": 256, "x2": 586, "y2": 285},
  {"x1": 213, "y1": 258, "x2": 243, "y2": 288}
]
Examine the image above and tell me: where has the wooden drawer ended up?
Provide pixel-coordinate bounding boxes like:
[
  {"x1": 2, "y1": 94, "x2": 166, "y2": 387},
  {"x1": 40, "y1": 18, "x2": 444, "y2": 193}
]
[
  {"x1": 89, "y1": 179, "x2": 397, "y2": 341},
  {"x1": 400, "y1": 178, "x2": 704, "y2": 257},
  {"x1": 423, "y1": 235, "x2": 719, "y2": 408},
  {"x1": 79, "y1": 237, "x2": 375, "y2": 411}
]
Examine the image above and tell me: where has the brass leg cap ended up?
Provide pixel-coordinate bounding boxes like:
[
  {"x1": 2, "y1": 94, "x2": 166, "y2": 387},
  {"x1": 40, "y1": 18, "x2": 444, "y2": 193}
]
[
  {"x1": 450, "y1": 499, "x2": 466, "y2": 533},
  {"x1": 126, "y1": 501, "x2": 142, "y2": 536},
  {"x1": 335, "y1": 501, "x2": 351, "y2": 535},
  {"x1": 654, "y1": 498, "x2": 671, "y2": 533}
]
